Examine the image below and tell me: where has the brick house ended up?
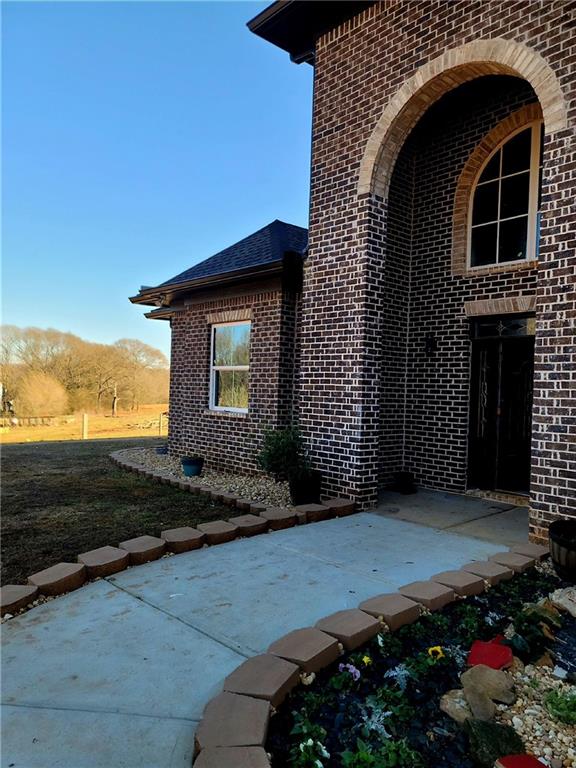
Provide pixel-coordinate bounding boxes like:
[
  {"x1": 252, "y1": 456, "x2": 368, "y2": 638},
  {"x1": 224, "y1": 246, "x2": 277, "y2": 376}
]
[{"x1": 132, "y1": 1, "x2": 575, "y2": 541}]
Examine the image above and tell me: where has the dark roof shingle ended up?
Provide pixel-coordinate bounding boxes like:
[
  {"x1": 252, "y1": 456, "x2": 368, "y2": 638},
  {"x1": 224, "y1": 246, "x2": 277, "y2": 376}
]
[{"x1": 160, "y1": 219, "x2": 308, "y2": 288}]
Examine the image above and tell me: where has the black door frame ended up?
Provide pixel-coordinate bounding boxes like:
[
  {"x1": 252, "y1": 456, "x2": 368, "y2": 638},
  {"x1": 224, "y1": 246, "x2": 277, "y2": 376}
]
[{"x1": 467, "y1": 313, "x2": 535, "y2": 495}]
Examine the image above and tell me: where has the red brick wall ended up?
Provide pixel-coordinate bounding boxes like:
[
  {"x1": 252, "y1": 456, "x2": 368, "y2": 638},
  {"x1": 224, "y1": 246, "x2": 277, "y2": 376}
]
[
  {"x1": 168, "y1": 279, "x2": 299, "y2": 473},
  {"x1": 299, "y1": 0, "x2": 575, "y2": 536}
]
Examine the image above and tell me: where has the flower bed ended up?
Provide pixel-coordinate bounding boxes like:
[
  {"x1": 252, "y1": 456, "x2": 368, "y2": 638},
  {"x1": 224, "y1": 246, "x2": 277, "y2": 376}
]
[
  {"x1": 267, "y1": 565, "x2": 576, "y2": 768},
  {"x1": 119, "y1": 447, "x2": 291, "y2": 507}
]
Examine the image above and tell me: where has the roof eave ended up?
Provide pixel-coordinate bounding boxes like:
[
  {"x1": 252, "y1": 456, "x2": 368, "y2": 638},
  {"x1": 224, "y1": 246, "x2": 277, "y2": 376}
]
[{"x1": 129, "y1": 260, "x2": 285, "y2": 308}]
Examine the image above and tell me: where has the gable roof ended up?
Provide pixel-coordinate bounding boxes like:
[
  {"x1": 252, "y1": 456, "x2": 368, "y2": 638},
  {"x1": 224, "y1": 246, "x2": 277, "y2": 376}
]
[{"x1": 160, "y1": 219, "x2": 307, "y2": 288}]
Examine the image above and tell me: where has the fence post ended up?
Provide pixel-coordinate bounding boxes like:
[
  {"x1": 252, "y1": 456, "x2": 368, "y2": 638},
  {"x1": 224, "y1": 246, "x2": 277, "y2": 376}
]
[
  {"x1": 159, "y1": 412, "x2": 164, "y2": 436},
  {"x1": 82, "y1": 413, "x2": 88, "y2": 440}
]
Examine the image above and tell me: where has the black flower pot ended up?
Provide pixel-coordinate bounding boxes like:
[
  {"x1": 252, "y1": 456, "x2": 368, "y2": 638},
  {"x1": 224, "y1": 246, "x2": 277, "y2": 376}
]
[
  {"x1": 549, "y1": 519, "x2": 576, "y2": 581},
  {"x1": 181, "y1": 456, "x2": 204, "y2": 478},
  {"x1": 289, "y1": 470, "x2": 322, "y2": 505}
]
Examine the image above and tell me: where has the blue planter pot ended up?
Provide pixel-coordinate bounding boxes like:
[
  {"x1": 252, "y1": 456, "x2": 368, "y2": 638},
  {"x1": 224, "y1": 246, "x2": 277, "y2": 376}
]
[{"x1": 181, "y1": 456, "x2": 204, "y2": 477}]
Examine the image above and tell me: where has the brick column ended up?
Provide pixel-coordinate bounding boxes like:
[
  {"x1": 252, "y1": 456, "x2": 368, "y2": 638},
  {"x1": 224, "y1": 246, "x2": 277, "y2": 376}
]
[{"x1": 530, "y1": 126, "x2": 576, "y2": 541}]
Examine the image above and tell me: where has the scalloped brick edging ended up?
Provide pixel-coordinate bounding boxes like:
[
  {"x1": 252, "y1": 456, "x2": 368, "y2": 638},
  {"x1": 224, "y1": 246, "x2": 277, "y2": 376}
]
[
  {"x1": 191, "y1": 544, "x2": 550, "y2": 767},
  {"x1": 0, "y1": 449, "x2": 358, "y2": 617}
]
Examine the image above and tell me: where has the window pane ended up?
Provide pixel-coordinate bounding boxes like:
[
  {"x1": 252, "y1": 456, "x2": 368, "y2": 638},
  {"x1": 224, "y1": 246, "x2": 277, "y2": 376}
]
[
  {"x1": 471, "y1": 223, "x2": 497, "y2": 267},
  {"x1": 214, "y1": 370, "x2": 249, "y2": 409},
  {"x1": 498, "y1": 216, "x2": 528, "y2": 263},
  {"x1": 500, "y1": 171, "x2": 530, "y2": 219},
  {"x1": 478, "y1": 151, "x2": 500, "y2": 183},
  {"x1": 214, "y1": 324, "x2": 250, "y2": 366},
  {"x1": 472, "y1": 180, "x2": 499, "y2": 225},
  {"x1": 501, "y1": 128, "x2": 531, "y2": 176}
]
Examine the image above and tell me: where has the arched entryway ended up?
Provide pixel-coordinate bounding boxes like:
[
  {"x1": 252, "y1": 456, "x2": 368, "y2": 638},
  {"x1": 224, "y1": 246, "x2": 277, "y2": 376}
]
[{"x1": 355, "y1": 40, "x2": 568, "y2": 512}]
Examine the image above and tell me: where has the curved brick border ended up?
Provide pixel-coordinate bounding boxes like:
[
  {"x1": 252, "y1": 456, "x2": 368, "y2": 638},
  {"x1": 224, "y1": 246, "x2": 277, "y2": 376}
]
[
  {"x1": 0, "y1": 449, "x2": 356, "y2": 617},
  {"x1": 357, "y1": 38, "x2": 568, "y2": 199},
  {"x1": 191, "y1": 542, "x2": 550, "y2": 768}
]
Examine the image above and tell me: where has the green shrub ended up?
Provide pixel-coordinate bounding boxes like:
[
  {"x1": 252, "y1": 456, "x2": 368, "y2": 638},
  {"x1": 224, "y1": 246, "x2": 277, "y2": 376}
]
[
  {"x1": 257, "y1": 426, "x2": 308, "y2": 481},
  {"x1": 545, "y1": 689, "x2": 576, "y2": 724}
]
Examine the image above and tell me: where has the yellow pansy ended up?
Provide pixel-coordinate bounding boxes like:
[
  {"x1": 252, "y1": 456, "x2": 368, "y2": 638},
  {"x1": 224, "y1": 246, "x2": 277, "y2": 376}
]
[
  {"x1": 427, "y1": 646, "x2": 445, "y2": 660},
  {"x1": 361, "y1": 655, "x2": 372, "y2": 666}
]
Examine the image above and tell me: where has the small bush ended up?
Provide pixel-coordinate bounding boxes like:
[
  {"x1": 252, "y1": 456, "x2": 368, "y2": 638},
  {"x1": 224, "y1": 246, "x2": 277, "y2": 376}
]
[
  {"x1": 257, "y1": 426, "x2": 308, "y2": 481},
  {"x1": 545, "y1": 689, "x2": 576, "y2": 724}
]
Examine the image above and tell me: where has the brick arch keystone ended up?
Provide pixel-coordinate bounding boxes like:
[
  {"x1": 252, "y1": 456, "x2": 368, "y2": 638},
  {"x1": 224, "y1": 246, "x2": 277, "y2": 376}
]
[{"x1": 357, "y1": 38, "x2": 568, "y2": 198}]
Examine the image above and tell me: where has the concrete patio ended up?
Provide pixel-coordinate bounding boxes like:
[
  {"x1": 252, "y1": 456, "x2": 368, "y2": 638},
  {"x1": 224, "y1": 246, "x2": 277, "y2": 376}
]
[{"x1": 1, "y1": 499, "x2": 526, "y2": 768}]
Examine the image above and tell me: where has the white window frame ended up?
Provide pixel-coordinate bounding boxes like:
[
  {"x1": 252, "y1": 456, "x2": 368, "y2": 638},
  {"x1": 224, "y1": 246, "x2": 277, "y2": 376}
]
[
  {"x1": 209, "y1": 320, "x2": 250, "y2": 414},
  {"x1": 467, "y1": 120, "x2": 542, "y2": 270}
]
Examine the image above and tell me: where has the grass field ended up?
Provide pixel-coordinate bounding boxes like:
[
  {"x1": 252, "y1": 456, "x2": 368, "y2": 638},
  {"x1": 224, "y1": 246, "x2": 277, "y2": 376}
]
[
  {"x1": 1, "y1": 438, "x2": 229, "y2": 584},
  {"x1": 0, "y1": 403, "x2": 168, "y2": 444}
]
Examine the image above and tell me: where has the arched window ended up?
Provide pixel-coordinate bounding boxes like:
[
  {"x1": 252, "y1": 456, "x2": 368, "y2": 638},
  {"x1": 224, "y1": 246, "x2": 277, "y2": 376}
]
[{"x1": 468, "y1": 121, "x2": 543, "y2": 268}]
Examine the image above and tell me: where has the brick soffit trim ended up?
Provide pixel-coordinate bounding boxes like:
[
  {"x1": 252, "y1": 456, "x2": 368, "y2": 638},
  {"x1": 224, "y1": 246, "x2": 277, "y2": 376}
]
[
  {"x1": 206, "y1": 308, "x2": 252, "y2": 324},
  {"x1": 452, "y1": 103, "x2": 543, "y2": 277},
  {"x1": 357, "y1": 38, "x2": 569, "y2": 198},
  {"x1": 464, "y1": 295, "x2": 537, "y2": 318}
]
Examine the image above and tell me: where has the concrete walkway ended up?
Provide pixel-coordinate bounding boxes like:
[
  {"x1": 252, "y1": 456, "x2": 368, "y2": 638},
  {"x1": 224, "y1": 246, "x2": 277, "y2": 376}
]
[{"x1": 2, "y1": 512, "x2": 509, "y2": 768}]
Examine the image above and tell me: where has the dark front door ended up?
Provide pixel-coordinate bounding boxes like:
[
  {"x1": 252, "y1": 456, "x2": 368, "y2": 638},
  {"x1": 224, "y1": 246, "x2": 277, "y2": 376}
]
[{"x1": 468, "y1": 315, "x2": 535, "y2": 495}]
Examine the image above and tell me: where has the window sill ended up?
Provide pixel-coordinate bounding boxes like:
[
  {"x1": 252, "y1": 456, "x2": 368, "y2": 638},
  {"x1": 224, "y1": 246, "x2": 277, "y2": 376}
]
[
  {"x1": 453, "y1": 259, "x2": 538, "y2": 278},
  {"x1": 203, "y1": 409, "x2": 249, "y2": 419}
]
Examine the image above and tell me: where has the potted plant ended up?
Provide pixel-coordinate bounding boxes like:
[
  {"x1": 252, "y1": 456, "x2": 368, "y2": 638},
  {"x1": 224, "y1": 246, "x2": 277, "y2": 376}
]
[
  {"x1": 549, "y1": 518, "x2": 576, "y2": 580},
  {"x1": 257, "y1": 426, "x2": 322, "y2": 504},
  {"x1": 181, "y1": 454, "x2": 204, "y2": 477}
]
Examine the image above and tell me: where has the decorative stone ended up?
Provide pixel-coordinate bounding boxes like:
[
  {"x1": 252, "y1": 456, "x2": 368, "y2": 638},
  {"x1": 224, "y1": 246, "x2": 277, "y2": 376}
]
[
  {"x1": 463, "y1": 682, "x2": 495, "y2": 721},
  {"x1": 194, "y1": 692, "x2": 270, "y2": 751},
  {"x1": 258, "y1": 507, "x2": 296, "y2": 531},
  {"x1": 118, "y1": 535, "x2": 166, "y2": 565},
  {"x1": 467, "y1": 641, "x2": 513, "y2": 671},
  {"x1": 178, "y1": 481, "x2": 191, "y2": 491},
  {"x1": 194, "y1": 747, "x2": 271, "y2": 768},
  {"x1": 489, "y1": 552, "x2": 535, "y2": 573},
  {"x1": 249, "y1": 502, "x2": 268, "y2": 515},
  {"x1": 228, "y1": 514, "x2": 269, "y2": 537},
  {"x1": 464, "y1": 719, "x2": 524, "y2": 768},
  {"x1": 461, "y1": 560, "x2": 514, "y2": 586},
  {"x1": 293, "y1": 504, "x2": 332, "y2": 523},
  {"x1": 295, "y1": 510, "x2": 308, "y2": 525},
  {"x1": 359, "y1": 593, "x2": 421, "y2": 630},
  {"x1": 219, "y1": 492, "x2": 237, "y2": 506},
  {"x1": 398, "y1": 581, "x2": 454, "y2": 611},
  {"x1": 77, "y1": 546, "x2": 129, "y2": 577},
  {"x1": 235, "y1": 499, "x2": 252, "y2": 512},
  {"x1": 322, "y1": 497, "x2": 356, "y2": 517},
  {"x1": 223, "y1": 654, "x2": 300, "y2": 707},
  {"x1": 550, "y1": 586, "x2": 576, "y2": 618},
  {"x1": 268, "y1": 627, "x2": 340, "y2": 673},
  {"x1": 1, "y1": 585, "x2": 39, "y2": 616},
  {"x1": 460, "y1": 664, "x2": 515, "y2": 703},
  {"x1": 495, "y1": 756, "x2": 547, "y2": 768},
  {"x1": 431, "y1": 570, "x2": 485, "y2": 596},
  {"x1": 510, "y1": 542, "x2": 549, "y2": 560},
  {"x1": 160, "y1": 527, "x2": 205, "y2": 553},
  {"x1": 28, "y1": 563, "x2": 86, "y2": 596},
  {"x1": 315, "y1": 609, "x2": 380, "y2": 650},
  {"x1": 440, "y1": 689, "x2": 472, "y2": 724},
  {"x1": 197, "y1": 520, "x2": 238, "y2": 545}
]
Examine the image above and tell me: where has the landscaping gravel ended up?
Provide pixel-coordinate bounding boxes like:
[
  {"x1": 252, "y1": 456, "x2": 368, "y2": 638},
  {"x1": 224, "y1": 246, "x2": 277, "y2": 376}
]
[{"x1": 119, "y1": 447, "x2": 292, "y2": 507}]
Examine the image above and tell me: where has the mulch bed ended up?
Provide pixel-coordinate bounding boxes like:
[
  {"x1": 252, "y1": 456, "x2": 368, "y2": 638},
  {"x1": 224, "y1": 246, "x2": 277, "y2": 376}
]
[
  {"x1": 1, "y1": 439, "x2": 230, "y2": 584},
  {"x1": 267, "y1": 566, "x2": 575, "y2": 768}
]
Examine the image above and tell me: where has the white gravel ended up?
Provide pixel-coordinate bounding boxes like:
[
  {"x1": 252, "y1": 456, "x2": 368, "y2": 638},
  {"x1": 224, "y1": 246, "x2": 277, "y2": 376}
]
[{"x1": 118, "y1": 447, "x2": 291, "y2": 507}]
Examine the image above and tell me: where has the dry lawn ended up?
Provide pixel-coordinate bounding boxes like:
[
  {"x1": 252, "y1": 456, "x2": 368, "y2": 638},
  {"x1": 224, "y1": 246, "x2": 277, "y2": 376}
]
[
  {"x1": 1, "y1": 437, "x2": 229, "y2": 584},
  {"x1": 1, "y1": 403, "x2": 168, "y2": 444}
]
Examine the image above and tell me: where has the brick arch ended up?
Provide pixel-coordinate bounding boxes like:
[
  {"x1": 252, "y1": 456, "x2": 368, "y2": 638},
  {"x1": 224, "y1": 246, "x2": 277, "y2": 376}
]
[
  {"x1": 358, "y1": 38, "x2": 567, "y2": 198},
  {"x1": 451, "y1": 102, "x2": 543, "y2": 276}
]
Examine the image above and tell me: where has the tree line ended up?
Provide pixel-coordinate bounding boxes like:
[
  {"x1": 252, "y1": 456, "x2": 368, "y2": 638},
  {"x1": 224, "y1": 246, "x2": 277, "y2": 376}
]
[{"x1": 0, "y1": 326, "x2": 169, "y2": 417}]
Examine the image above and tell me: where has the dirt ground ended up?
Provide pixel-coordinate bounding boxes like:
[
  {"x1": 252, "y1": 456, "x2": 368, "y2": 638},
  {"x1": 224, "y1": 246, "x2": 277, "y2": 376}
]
[
  {"x1": 1, "y1": 438, "x2": 229, "y2": 584},
  {"x1": 0, "y1": 403, "x2": 169, "y2": 444}
]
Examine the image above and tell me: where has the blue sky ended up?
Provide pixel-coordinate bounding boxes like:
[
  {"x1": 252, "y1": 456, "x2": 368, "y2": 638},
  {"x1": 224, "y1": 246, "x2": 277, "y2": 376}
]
[{"x1": 2, "y1": 1, "x2": 313, "y2": 357}]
